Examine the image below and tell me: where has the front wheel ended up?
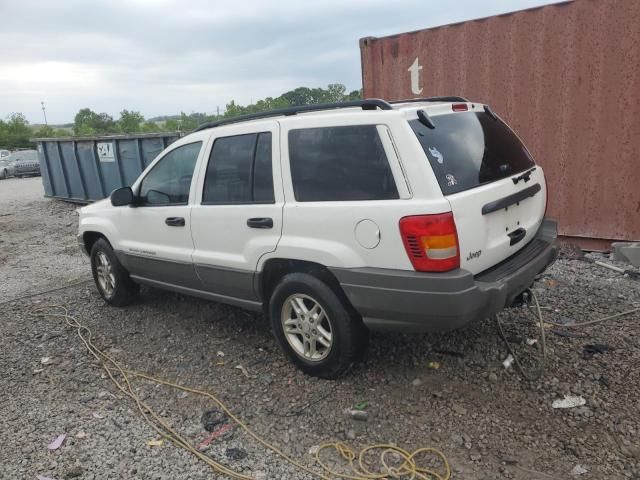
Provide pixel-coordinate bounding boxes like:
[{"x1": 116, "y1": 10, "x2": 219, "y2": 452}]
[
  {"x1": 90, "y1": 238, "x2": 139, "y2": 306},
  {"x1": 269, "y1": 273, "x2": 368, "y2": 379},
  {"x1": 0, "y1": 169, "x2": 7, "y2": 179}
]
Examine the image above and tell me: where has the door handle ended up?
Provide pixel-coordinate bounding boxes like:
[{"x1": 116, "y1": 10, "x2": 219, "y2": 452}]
[
  {"x1": 165, "y1": 217, "x2": 185, "y2": 227},
  {"x1": 247, "y1": 217, "x2": 273, "y2": 229},
  {"x1": 508, "y1": 227, "x2": 526, "y2": 246}
]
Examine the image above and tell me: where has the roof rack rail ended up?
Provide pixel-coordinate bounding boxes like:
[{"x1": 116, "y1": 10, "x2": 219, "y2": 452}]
[
  {"x1": 390, "y1": 96, "x2": 470, "y2": 104},
  {"x1": 193, "y1": 98, "x2": 393, "y2": 132}
]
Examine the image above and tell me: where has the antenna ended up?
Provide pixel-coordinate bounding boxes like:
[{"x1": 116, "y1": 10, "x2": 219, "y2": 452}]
[{"x1": 41, "y1": 101, "x2": 48, "y2": 126}]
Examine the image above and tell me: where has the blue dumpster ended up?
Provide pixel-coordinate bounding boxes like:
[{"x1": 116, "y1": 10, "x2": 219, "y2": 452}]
[{"x1": 33, "y1": 132, "x2": 180, "y2": 203}]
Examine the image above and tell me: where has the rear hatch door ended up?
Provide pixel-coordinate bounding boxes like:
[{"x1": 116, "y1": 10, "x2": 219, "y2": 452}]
[{"x1": 410, "y1": 108, "x2": 547, "y2": 275}]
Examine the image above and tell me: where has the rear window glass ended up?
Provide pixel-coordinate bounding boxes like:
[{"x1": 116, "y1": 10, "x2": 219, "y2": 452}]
[
  {"x1": 288, "y1": 125, "x2": 399, "y2": 202},
  {"x1": 410, "y1": 112, "x2": 535, "y2": 195}
]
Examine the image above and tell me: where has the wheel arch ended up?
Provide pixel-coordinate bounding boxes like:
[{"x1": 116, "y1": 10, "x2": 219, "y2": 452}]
[
  {"x1": 257, "y1": 258, "x2": 356, "y2": 315},
  {"x1": 82, "y1": 231, "x2": 112, "y2": 254}
]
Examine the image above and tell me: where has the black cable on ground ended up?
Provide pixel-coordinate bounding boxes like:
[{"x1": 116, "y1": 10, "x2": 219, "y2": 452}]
[
  {"x1": 0, "y1": 278, "x2": 92, "y2": 307},
  {"x1": 495, "y1": 290, "x2": 547, "y2": 382}
]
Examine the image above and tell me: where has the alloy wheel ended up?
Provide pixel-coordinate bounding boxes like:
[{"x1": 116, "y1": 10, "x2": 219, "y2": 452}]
[
  {"x1": 281, "y1": 293, "x2": 333, "y2": 361},
  {"x1": 95, "y1": 251, "x2": 116, "y2": 297}
]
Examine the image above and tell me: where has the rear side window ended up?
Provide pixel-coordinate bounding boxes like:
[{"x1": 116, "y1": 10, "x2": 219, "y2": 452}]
[
  {"x1": 203, "y1": 132, "x2": 274, "y2": 204},
  {"x1": 410, "y1": 112, "x2": 535, "y2": 195},
  {"x1": 288, "y1": 125, "x2": 399, "y2": 202}
]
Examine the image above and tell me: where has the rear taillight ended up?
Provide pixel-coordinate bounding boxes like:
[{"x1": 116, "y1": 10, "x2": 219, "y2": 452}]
[
  {"x1": 452, "y1": 103, "x2": 468, "y2": 112},
  {"x1": 399, "y1": 213, "x2": 460, "y2": 272}
]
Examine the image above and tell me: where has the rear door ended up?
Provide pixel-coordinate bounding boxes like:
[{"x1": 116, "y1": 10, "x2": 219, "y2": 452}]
[
  {"x1": 410, "y1": 109, "x2": 546, "y2": 274},
  {"x1": 190, "y1": 121, "x2": 283, "y2": 302}
]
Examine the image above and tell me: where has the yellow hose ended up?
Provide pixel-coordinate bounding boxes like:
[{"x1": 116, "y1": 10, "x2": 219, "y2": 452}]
[{"x1": 30, "y1": 305, "x2": 450, "y2": 480}]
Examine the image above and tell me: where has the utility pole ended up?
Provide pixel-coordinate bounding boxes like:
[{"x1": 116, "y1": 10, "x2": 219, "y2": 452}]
[
  {"x1": 41, "y1": 101, "x2": 48, "y2": 125},
  {"x1": 217, "y1": 106, "x2": 220, "y2": 120}
]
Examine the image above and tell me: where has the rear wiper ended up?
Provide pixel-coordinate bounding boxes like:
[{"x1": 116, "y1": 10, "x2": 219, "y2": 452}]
[
  {"x1": 512, "y1": 167, "x2": 536, "y2": 184},
  {"x1": 417, "y1": 109, "x2": 435, "y2": 129}
]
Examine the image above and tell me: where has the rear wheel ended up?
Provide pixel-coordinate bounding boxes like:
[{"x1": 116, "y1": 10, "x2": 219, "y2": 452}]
[
  {"x1": 90, "y1": 238, "x2": 139, "y2": 306},
  {"x1": 0, "y1": 169, "x2": 6, "y2": 179},
  {"x1": 269, "y1": 273, "x2": 368, "y2": 379}
]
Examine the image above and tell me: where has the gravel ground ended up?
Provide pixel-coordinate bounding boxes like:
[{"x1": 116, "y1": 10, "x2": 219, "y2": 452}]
[{"x1": 1, "y1": 178, "x2": 640, "y2": 479}]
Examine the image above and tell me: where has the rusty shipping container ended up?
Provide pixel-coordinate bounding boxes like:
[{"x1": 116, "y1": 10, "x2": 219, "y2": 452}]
[{"x1": 360, "y1": 0, "x2": 640, "y2": 246}]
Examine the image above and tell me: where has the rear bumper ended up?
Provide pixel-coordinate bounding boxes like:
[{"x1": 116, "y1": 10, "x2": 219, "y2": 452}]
[
  {"x1": 15, "y1": 167, "x2": 41, "y2": 175},
  {"x1": 331, "y1": 218, "x2": 558, "y2": 332}
]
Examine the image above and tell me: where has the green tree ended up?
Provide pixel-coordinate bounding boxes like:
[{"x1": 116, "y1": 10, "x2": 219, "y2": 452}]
[
  {"x1": 164, "y1": 118, "x2": 180, "y2": 131},
  {"x1": 95, "y1": 112, "x2": 116, "y2": 133},
  {"x1": 223, "y1": 100, "x2": 247, "y2": 119},
  {"x1": 177, "y1": 112, "x2": 199, "y2": 131},
  {"x1": 160, "y1": 112, "x2": 202, "y2": 132},
  {"x1": 322, "y1": 83, "x2": 347, "y2": 103},
  {"x1": 74, "y1": 108, "x2": 100, "y2": 135},
  {"x1": 73, "y1": 109, "x2": 119, "y2": 135},
  {"x1": 117, "y1": 109, "x2": 145, "y2": 133},
  {"x1": 221, "y1": 84, "x2": 361, "y2": 120},
  {"x1": 32, "y1": 125, "x2": 67, "y2": 138},
  {"x1": 7, "y1": 112, "x2": 31, "y2": 135},
  {"x1": 0, "y1": 113, "x2": 32, "y2": 149},
  {"x1": 0, "y1": 120, "x2": 9, "y2": 148},
  {"x1": 141, "y1": 121, "x2": 161, "y2": 133},
  {"x1": 346, "y1": 89, "x2": 362, "y2": 101},
  {"x1": 282, "y1": 87, "x2": 313, "y2": 106}
]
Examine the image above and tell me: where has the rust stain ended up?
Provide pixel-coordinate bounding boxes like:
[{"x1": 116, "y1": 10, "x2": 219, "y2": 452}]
[{"x1": 360, "y1": 0, "x2": 640, "y2": 241}]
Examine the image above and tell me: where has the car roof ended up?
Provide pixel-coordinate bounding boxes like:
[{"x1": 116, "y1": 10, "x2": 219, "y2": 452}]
[{"x1": 193, "y1": 97, "x2": 473, "y2": 133}]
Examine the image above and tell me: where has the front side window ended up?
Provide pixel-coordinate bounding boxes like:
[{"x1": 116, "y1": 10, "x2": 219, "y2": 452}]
[
  {"x1": 288, "y1": 125, "x2": 399, "y2": 202},
  {"x1": 139, "y1": 141, "x2": 202, "y2": 205},
  {"x1": 202, "y1": 132, "x2": 274, "y2": 204}
]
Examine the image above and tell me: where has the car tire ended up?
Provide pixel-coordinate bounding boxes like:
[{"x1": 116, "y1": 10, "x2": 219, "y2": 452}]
[
  {"x1": 90, "y1": 238, "x2": 139, "y2": 306},
  {"x1": 269, "y1": 272, "x2": 369, "y2": 379},
  {"x1": 0, "y1": 169, "x2": 6, "y2": 179}
]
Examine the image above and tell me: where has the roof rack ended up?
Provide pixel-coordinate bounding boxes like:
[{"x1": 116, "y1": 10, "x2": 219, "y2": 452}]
[
  {"x1": 194, "y1": 98, "x2": 393, "y2": 132},
  {"x1": 390, "y1": 96, "x2": 470, "y2": 104}
]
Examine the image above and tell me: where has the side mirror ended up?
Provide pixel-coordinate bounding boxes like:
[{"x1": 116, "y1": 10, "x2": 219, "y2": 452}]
[{"x1": 110, "y1": 186, "x2": 134, "y2": 206}]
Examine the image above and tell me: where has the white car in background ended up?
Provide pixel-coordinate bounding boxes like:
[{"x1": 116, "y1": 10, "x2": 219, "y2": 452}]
[
  {"x1": 77, "y1": 97, "x2": 558, "y2": 378},
  {"x1": 11, "y1": 149, "x2": 41, "y2": 177},
  {"x1": 0, "y1": 150, "x2": 16, "y2": 179}
]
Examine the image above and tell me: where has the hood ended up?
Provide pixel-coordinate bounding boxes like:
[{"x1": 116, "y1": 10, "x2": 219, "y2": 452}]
[{"x1": 80, "y1": 198, "x2": 111, "y2": 213}]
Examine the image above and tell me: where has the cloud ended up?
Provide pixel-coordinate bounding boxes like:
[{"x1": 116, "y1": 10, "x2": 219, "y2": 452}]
[{"x1": 0, "y1": 0, "x2": 563, "y2": 124}]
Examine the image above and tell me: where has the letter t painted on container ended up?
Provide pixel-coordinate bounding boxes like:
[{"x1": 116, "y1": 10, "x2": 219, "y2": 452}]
[{"x1": 408, "y1": 57, "x2": 423, "y2": 95}]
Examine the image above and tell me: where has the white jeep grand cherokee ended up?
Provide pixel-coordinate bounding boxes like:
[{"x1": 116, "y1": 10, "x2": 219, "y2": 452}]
[{"x1": 78, "y1": 97, "x2": 558, "y2": 378}]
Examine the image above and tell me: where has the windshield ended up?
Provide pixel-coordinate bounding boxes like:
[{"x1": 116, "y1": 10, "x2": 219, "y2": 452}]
[
  {"x1": 12, "y1": 150, "x2": 38, "y2": 162},
  {"x1": 410, "y1": 111, "x2": 535, "y2": 195}
]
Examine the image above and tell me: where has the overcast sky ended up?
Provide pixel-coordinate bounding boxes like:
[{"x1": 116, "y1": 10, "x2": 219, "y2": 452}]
[{"x1": 0, "y1": 0, "x2": 562, "y2": 124}]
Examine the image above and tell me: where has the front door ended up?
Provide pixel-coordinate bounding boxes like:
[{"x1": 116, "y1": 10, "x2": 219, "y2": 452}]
[
  {"x1": 117, "y1": 140, "x2": 204, "y2": 288},
  {"x1": 190, "y1": 121, "x2": 283, "y2": 303}
]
